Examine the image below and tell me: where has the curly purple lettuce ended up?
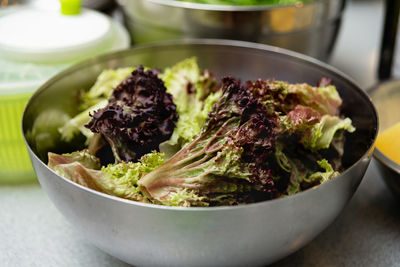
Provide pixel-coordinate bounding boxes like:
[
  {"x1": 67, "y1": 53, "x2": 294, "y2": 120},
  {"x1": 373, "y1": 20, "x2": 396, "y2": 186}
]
[
  {"x1": 137, "y1": 77, "x2": 281, "y2": 206},
  {"x1": 85, "y1": 66, "x2": 178, "y2": 163},
  {"x1": 137, "y1": 77, "x2": 354, "y2": 206}
]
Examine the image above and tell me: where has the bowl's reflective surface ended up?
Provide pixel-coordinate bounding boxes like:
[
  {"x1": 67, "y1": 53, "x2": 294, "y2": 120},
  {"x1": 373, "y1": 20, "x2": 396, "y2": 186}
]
[
  {"x1": 370, "y1": 79, "x2": 400, "y2": 198},
  {"x1": 23, "y1": 40, "x2": 377, "y2": 267}
]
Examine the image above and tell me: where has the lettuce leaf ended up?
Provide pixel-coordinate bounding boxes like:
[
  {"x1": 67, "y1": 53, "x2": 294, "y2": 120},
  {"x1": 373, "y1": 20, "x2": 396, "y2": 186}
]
[
  {"x1": 26, "y1": 109, "x2": 72, "y2": 160},
  {"x1": 255, "y1": 79, "x2": 342, "y2": 117},
  {"x1": 159, "y1": 58, "x2": 221, "y2": 157},
  {"x1": 48, "y1": 150, "x2": 164, "y2": 202},
  {"x1": 58, "y1": 99, "x2": 108, "y2": 144},
  {"x1": 159, "y1": 57, "x2": 201, "y2": 102},
  {"x1": 276, "y1": 142, "x2": 339, "y2": 196},
  {"x1": 80, "y1": 68, "x2": 133, "y2": 110},
  {"x1": 303, "y1": 159, "x2": 339, "y2": 184},
  {"x1": 280, "y1": 103, "x2": 355, "y2": 152},
  {"x1": 285, "y1": 159, "x2": 339, "y2": 195},
  {"x1": 302, "y1": 115, "x2": 355, "y2": 151},
  {"x1": 287, "y1": 83, "x2": 342, "y2": 116}
]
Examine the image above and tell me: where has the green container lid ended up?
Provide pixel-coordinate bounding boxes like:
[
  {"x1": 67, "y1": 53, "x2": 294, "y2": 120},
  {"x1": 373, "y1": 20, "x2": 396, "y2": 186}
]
[{"x1": 60, "y1": 0, "x2": 82, "y2": 15}]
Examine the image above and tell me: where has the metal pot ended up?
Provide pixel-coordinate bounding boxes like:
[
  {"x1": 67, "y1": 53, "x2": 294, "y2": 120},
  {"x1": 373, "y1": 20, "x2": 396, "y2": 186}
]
[
  {"x1": 22, "y1": 40, "x2": 377, "y2": 267},
  {"x1": 117, "y1": 0, "x2": 345, "y2": 60}
]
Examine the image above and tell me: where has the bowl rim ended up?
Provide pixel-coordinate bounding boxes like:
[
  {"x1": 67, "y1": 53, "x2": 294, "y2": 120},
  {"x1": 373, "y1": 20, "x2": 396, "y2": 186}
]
[
  {"x1": 374, "y1": 149, "x2": 400, "y2": 175},
  {"x1": 132, "y1": 0, "x2": 338, "y2": 12},
  {"x1": 368, "y1": 78, "x2": 400, "y2": 175},
  {"x1": 22, "y1": 38, "x2": 378, "y2": 211}
]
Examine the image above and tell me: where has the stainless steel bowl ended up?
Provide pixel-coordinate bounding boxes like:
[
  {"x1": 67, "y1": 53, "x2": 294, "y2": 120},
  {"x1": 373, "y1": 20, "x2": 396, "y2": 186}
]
[
  {"x1": 116, "y1": 0, "x2": 345, "y2": 60},
  {"x1": 22, "y1": 40, "x2": 377, "y2": 267},
  {"x1": 370, "y1": 79, "x2": 400, "y2": 198}
]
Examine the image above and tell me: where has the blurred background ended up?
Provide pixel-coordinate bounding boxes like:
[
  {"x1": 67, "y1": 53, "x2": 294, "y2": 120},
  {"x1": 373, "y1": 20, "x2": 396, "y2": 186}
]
[{"x1": 1, "y1": 0, "x2": 394, "y2": 88}]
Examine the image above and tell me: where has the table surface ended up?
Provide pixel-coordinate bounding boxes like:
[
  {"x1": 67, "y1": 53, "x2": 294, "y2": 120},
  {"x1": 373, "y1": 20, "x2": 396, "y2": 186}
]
[{"x1": 2, "y1": 0, "x2": 400, "y2": 266}]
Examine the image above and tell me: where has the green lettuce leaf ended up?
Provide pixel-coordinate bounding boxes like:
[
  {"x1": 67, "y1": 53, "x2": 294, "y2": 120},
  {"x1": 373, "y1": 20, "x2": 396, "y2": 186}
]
[
  {"x1": 302, "y1": 115, "x2": 355, "y2": 151},
  {"x1": 80, "y1": 67, "x2": 133, "y2": 110},
  {"x1": 285, "y1": 158, "x2": 338, "y2": 195},
  {"x1": 281, "y1": 155, "x2": 338, "y2": 196},
  {"x1": 275, "y1": 139, "x2": 340, "y2": 196},
  {"x1": 161, "y1": 189, "x2": 208, "y2": 207},
  {"x1": 159, "y1": 58, "x2": 221, "y2": 157},
  {"x1": 58, "y1": 99, "x2": 108, "y2": 144},
  {"x1": 58, "y1": 68, "x2": 132, "y2": 144},
  {"x1": 26, "y1": 109, "x2": 72, "y2": 160},
  {"x1": 303, "y1": 159, "x2": 339, "y2": 185},
  {"x1": 159, "y1": 57, "x2": 200, "y2": 102},
  {"x1": 278, "y1": 103, "x2": 355, "y2": 152},
  {"x1": 48, "y1": 150, "x2": 164, "y2": 203}
]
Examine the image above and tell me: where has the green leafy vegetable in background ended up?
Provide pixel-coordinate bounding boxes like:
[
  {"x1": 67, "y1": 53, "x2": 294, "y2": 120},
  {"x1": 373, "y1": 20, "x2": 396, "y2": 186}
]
[{"x1": 175, "y1": 0, "x2": 311, "y2": 6}]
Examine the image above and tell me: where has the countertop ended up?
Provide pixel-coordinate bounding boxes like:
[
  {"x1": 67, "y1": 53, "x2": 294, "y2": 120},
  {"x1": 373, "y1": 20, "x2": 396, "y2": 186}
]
[{"x1": 1, "y1": 0, "x2": 400, "y2": 266}]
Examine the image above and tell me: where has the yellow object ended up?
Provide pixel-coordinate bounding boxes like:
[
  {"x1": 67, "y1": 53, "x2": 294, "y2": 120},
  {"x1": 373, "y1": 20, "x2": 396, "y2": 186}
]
[
  {"x1": 375, "y1": 122, "x2": 400, "y2": 165},
  {"x1": 268, "y1": 4, "x2": 314, "y2": 33},
  {"x1": 60, "y1": 0, "x2": 81, "y2": 15}
]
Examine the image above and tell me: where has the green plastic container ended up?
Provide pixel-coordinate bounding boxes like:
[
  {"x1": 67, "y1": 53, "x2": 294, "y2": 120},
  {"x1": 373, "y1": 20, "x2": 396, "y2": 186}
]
[
  {"x1": 0, "y1": 92, "x2": 38, "y2": 182},
  {"x1": 0, "y1": 5, "x2": 130, "y2": 183}
]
